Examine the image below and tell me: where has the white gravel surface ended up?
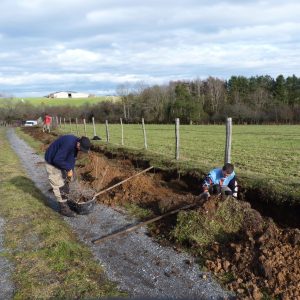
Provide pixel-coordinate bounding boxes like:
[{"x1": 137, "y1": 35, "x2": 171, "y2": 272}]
[{"x1": 7, "y1": 128, "x2": 235, "y2": 299}]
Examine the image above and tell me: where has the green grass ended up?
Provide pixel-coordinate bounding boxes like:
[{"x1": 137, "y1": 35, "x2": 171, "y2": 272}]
[
  {"x1": 0, "y1": 128, "x2": 123, "y2": 299},
  {"x1": 16, "y1": 127, "x2": 45, "y2": 154},
  {"x1": 124, "y1": 203, "x2": 154, "y2": 220},
  {"x1": 172, "y1": 197, "x2": 245, "y2": 247},
  {"x1": 0, "y1": 96, "x2": 119, "y2": 107}
]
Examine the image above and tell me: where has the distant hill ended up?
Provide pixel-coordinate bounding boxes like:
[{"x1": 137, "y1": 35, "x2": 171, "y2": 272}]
[{"x1": 0, "y1": 96, "x2": 120, "y2": 107}]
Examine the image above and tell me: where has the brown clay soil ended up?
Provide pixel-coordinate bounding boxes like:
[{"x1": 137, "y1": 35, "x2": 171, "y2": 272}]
[
  {"x1": 23, "y1": 127, "x2": 300, "y2": 299},
  {"x1": 201, "y1": 198, "x2": 300, "y2": 300}
]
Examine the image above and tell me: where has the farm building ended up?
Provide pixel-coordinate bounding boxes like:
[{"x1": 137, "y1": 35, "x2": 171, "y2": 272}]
[{"x1": 46, "y1": 91, "x2": 92, "y2": 98}]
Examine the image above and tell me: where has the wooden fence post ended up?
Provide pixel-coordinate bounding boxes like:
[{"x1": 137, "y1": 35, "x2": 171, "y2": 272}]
[
  {"x1": 92, "y1": 117, "x2": 101, "y2": 140},
  {"x1": 175, "y1": 118, "x2": 180, "y2": 160},
  {"x1": 92, "y1": 117, "x2": 96, "y2": 137},
  {"x1": 75, "y1": 118, "x2": 79, "y2": 136},
  {"x1": 120, "y1": 118, "x2": 124, "y2": 146},
  {"x1": 224, "y1": 117, "x2": 232, "y2": 164},
  {"x1": 69, "y1": 118, "x2": 72, "y2": 133},
  {"x1": 83, "y1": 118, "x2": 87, "y2": 137},
  {"x1": 105, "y1": 120, "x2": 110, "y2": 143},
  {"x1": 142, "y1": 118, "x2": 148, "y2": 149}
]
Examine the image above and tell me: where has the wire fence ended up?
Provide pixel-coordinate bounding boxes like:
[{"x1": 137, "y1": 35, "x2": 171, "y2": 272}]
[{"x1": 51, "y1": 116, "x2": 300, "y2": 184}]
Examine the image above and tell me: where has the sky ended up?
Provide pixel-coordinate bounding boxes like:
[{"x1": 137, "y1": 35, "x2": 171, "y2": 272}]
[{"x1": 0, "y1": 0, "x2": 299, "y2": 97}]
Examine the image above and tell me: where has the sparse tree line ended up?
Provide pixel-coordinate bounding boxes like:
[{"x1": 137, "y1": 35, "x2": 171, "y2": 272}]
[{"x1": 1, "y1": 74, "x2": 300, "y2": 124}]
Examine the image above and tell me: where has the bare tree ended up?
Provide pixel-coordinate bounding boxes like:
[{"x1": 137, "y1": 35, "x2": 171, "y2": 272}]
[
  {"x1": 116, "y1": 83, "x2": 132, "y2": 121},
  {"x1": 204, "y1": 77, "x2": 226, "y2": 114}
]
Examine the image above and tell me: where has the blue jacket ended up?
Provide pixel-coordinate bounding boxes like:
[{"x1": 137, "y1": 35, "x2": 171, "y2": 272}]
[
  {"x1": 204, "y1": 168, "x2": 236, "y2": 187},
  {"x1": 45, "y1": 135, "x2": 79, "y2": 171}
]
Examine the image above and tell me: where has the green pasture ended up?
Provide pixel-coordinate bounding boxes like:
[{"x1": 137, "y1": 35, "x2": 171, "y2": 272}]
[
  {"x1": 60, "y1": 123, "x2": 300, "y2": 188},
  {"x1": 0, "y1": 96, "x2": 119, "y2": 107}
]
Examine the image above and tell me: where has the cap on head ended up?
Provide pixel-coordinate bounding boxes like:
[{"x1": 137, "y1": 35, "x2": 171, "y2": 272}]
[{"x1": 79, "y1": 136, "x2": 91, "y2": 153}]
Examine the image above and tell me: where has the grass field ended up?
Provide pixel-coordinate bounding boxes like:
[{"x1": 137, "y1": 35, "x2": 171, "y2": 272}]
[
  {"x1": 0, "y1": 96, "x2": 119, "y2": 107},
  {"x1": 59, "y1": 123, "x2": 300, "y2": 189}
]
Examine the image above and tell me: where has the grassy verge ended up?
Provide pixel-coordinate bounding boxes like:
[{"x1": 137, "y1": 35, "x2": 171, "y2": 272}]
[
  {"x1": 0, "y1": 128, "x2": 123, "y2": 299},
  {"x1": 124, "y1": 203, "x2": 154, "y2": 220},
  {"x1": 16, "y1": 127, "x2": 44, "y2": 154}
]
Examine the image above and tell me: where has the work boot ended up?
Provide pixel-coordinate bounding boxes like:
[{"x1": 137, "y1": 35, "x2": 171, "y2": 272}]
[{"x1": 59, "y1": 202, "x2": 76, "y2": 217}]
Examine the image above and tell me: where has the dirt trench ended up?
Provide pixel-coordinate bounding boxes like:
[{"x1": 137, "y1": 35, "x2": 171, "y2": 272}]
[{"x1": 23, "y1": 127, "x2": 300, "y2": 299}]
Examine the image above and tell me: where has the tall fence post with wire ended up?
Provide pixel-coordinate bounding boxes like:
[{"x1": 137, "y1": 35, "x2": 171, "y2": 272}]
[
  {"x1": 105, "y1": 120, "x2": 110, "y2": 143},
  {"x1": 69, "y1": 118, "x2": 72, "y2": 133},
  {"x1": 175, "y1": 118, "x2": 180, "y2": 160},
  {"x1": 92, "y1": 117, "x2": 101, "y2": 140},
  {"x1": 75, "y1": 118, "x2": 79, "y2": 136},
  {"x1": 83, "y1": 118, "x2": 87, "y2": 137},
  {"x1": 55, "y1": 116, "x2": 59, "y2": 129},
  {"x1": 142, "y1": 118, "x2": 148, "y2": 150},
  {"x1": 120, "y1": 118, "x2": 124, "y2": 146},
  {"x1": 224, "y1": 117, "x2": 232, "y2": 164}
]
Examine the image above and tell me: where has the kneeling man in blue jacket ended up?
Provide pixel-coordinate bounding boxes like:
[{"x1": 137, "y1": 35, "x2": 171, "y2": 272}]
[
  {"x1": 45, "y1": 135, "x2": 91, "y2": 217},
  {"x1": 200, "y1": 163, "x2": 238, "y2": 200}
]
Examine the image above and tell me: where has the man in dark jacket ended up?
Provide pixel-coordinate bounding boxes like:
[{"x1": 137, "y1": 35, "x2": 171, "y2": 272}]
[{"x1": 45, "y1": 135, "x2": 91, "y2": 217}]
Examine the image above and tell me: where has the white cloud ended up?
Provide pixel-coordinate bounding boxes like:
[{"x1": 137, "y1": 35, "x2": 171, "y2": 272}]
[
  {"x1": 52, "y1": 49, "x2": 102, "y2": 67},
  {"x1": 0, "y1": 0, "x2": 299, "y2": 95}
]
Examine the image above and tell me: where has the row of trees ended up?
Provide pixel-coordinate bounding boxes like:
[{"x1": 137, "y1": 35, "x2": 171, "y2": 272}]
[
  {"x1": 1, "y1": 74, "x2": 300, "y2": 124},
  {"x1": 117, "y1": 74, "x2": 300, "y2": 124}
]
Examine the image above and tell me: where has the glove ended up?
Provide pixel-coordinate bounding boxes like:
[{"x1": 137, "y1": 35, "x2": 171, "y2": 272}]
[{"x1": 67, "y1": 170, "x2": 73, "y2": 179}]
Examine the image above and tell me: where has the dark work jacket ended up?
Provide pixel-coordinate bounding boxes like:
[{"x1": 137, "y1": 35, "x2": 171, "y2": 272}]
[{"x1": 45, "y1": 135, "x2": 79, "y2": 171}]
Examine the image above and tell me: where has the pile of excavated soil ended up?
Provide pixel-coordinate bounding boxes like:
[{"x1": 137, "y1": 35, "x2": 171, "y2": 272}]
[
  {"x1": 77, "y1": 152, "x2": 192, "y2": 212},
  {"x1": 203, "y1": 199, "x2": 300, "y2": 300}
]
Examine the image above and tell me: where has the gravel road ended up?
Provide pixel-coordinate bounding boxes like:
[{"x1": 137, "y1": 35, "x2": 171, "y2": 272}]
[{"x1": 7, "y1": 128, "x2": 235, "y2": 299}]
